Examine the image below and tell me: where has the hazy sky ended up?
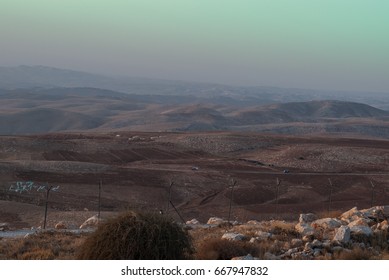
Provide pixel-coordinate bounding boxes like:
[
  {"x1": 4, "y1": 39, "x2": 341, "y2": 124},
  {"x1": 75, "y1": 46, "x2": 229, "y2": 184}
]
[{"x1": 1, "y1": 0, "x2": 388, "y2": 92}]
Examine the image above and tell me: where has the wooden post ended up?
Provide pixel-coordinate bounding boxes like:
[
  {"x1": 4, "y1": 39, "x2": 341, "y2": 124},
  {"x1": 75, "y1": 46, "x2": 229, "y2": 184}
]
[
  {"x1": 43, "y1": 185, "x2": 53, "y2": 229},
  {"x1": 169, "y1": 201, "x2": 185, "y2": 223}
]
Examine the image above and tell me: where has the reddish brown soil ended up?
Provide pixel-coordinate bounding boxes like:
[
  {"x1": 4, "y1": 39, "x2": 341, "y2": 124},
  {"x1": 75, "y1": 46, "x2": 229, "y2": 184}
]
[{"x1": 1, "y1": 131, "x2": 389, "y2": 229}]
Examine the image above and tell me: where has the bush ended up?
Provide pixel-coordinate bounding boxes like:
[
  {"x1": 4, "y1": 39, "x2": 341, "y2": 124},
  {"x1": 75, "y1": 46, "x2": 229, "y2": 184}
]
[
  {"x1": 77, "y1": 211, "x2": 193, "y2": 260},
  {"x1": 194, "y1": 238, "x2": 261, "y2": 260}
]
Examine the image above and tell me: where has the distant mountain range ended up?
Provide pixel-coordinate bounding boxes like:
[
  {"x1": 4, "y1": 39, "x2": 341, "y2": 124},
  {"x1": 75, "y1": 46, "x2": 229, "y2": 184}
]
[
  {"x1": 1, "y1": 65, "x2": 389, "y2": 109},
  {"x1": 1, "y1": 85, "x2": 389, "y2": 137}
]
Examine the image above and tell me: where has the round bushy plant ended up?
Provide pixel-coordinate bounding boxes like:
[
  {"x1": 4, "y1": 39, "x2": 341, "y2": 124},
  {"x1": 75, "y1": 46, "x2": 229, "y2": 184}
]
[{"x1": 77, "y1": 211, "x2": 193, "y2": 260}]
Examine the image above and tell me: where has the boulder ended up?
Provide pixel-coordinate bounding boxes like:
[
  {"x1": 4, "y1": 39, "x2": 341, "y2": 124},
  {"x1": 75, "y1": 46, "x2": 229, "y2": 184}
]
[
  {"x1": 311, "y1": 218, "x2": 342, "y2": 230},
  {"x1": 340, "y1": 207, "x2": 362, "y2": 221},
  {"x1": 55, "y1": 221, "x2": 67, "y2": 230},
  {"x1": 311, "y1": 239, "x2": 322, "y2": 248},
  {"x1": 333, "y1": 225, "x2": 350, "y2": 243},
  {"x1": 207, "y1": 217, "x2": 227, "y2": 225},
  {"x1": 295, "y1": 223, "x2": 315, "y2": 236},
  {"x1": 247, "y1": 220, "x2": 261, "y2": 225},
  {"x1": 79, "y1": 215, "x2": 100, "y2": 229},
  {"x1": 222, "y1": 232, "x2": 246, "y2": 241},
  {"x1": 299, "y1": 213, "x2": 317, "y2": 224},
  {"x1": 350, "y1": 225, "x2": 373, "y2": 236}
]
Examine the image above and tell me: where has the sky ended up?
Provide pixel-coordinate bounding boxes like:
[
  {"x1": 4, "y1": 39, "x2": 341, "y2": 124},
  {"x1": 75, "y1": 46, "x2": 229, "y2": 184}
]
[{"x1": 1, "y1": 0, "x2": 389, "y2": 92}]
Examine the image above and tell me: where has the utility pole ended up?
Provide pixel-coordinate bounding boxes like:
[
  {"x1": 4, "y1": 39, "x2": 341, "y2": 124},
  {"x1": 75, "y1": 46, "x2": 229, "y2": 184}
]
[
  {"x1": 228, "y1": 179, "x2": 237, "y2": 224},
  {"x1": 328, "y1": 178, "x2": 333, "y2": 215},
  {"x1": 98, "y1": 179, "x2": 102, "y2": 219},
  {"x1": 166, "y1": 181, "x2": 174, "y2": 213},
  {"x1": 275, "y1": 178, "x2": 281, "y2": 217},
  {"x1": 370, "y1": 180, "x2": 375, "y2": 207},
  {"x1": 43, "y1": 185, "x2": 53, "y2": 229}
]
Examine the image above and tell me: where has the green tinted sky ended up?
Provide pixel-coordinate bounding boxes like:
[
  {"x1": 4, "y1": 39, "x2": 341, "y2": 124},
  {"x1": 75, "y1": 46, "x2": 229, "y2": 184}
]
[{"x1": 1, "y1": 0, "x2": 388, "y2": 91}]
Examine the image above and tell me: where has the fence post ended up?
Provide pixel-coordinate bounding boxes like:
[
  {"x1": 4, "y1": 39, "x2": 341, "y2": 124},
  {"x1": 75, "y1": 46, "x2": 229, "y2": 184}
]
[
  {"x1": 166, "y1": 181, "x2": 174, "y2": 213},
  {"x1": 43, "y1": 185, "x2": 53, "y2": 229}
]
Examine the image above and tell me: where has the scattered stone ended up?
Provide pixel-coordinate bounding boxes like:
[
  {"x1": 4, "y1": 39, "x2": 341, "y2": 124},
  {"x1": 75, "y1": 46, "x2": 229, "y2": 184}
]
[
  {"x1": 231, "y1": 254, "x2": 258, "y2": 260},
  {"x1": 291, "y1": 238, "x2": 303, "y2": 248},
  {"x1": 302, "y1": 235, "x2": 314, "y2": 242},
  {"x1": 247, "y1": 220, "x2": 261, "y2": 225},
  {"x1": 207, "y1": 217, "x2": 227, "y2": 225},
  {"x1": 0, "y1": 223, "x2": 9, "y2": 231},
  {"x1": 79, "y1": 215, "x2": 100, "y2": 229},
  {"x1": 256, "y1": 230, "x2": 272, "y2": 240},
  {"x1": 186, "y1": 218, "x2": 200, "y2": 225},
  {"x1": 313, "y1": 248, "x2": 323, "y2": 257},
  {"x1": 322, "y1": 240, "x2": 332, "y2": 250},
  {"x1": 284, "y1": 248, "x2": 299, "y2": 258},
  {"x1": 299, "y1": 213, "x2": 317, "y2": 224},
  {"x1": 222, "y1": 232, "x2": 246, "y2": 241},
  {"x1": 311, "y1": 239, "x2": 322, "y2": 248},
  {"x1": 333, "y1": 225, "x2": 350, "y2": 244},
  {"x1": 55, "y1": 221, "x2": 67, "y2": 230},
  {"x1": 264, "y1": 252, "x2": 281, "y2": 260}
]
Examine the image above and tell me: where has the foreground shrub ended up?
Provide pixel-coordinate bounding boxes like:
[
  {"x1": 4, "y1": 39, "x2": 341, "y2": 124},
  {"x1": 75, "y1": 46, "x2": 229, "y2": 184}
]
[{"x1": 77, "y1": 211, "x2": 193, "y2": 260}]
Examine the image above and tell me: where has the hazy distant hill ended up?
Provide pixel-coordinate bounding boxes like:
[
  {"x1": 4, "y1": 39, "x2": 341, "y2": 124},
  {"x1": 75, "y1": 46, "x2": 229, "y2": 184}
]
[
  {"x1": 231, "y1": 100, "x2": 389, "y2": 124},
  {"x1": 2, "y1": 65, "x2": 389, "y2": 109},
  {"x1": 1, "y1": 87, "x2": 389, "y2": 136}
]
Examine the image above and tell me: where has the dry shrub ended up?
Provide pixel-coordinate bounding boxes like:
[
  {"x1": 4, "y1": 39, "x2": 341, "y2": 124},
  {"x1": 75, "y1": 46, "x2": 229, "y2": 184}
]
[
  {"x1": 195, "y1": 238, "x2": 263, "y2": 260},
  {"x1": 335, "y1": 247, "x2": 375, "y2": 260},
  {"x1": 77, "y1": 211, "x2": 193, "y2": 260},
  {"x1": 0, "y1": 231, "x2": 86, "y2": 260}
]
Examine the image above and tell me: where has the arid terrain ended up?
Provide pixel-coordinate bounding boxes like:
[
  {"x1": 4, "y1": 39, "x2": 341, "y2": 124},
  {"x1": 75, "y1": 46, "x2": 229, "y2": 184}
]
[{"x1": 1, "y1": 131, "x2": 388, "y2": 230}]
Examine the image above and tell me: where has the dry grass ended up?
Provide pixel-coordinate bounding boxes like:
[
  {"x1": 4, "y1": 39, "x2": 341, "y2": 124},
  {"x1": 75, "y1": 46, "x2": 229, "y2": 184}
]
[{"x1": 0, "y1": 231, "x2": 87, "y2": 260}]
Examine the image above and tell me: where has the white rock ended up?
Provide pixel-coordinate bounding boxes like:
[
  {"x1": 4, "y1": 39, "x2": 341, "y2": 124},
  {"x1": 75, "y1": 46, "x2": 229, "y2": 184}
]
[
  {"x1": 186, "y1": 218, "x2": 200, "y2": 225},
  {"x1": 311, "y1": 218, "x2": 342, "y2": 230},
  {"x1": 79, "y1": 215, "x2": 100, "y2": 229},
  {"x1": 0, "y1": 223, "x2": 10, "y2": 231},
  {"x1": 256, "y1": 230, "x2": 272, "y2": 240},
  {"x1": 222, "y1": 232, "x2": 246, "y2": 241},
  {"x1": 207, "y1": 217, "x2": 227, "y2": 225},
  {"x1": 299, "y1": 213, "x2": 317, "y2": 224},
  {"x1": 333, "y1": 225, "x2": 351, "y2": 243}
]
